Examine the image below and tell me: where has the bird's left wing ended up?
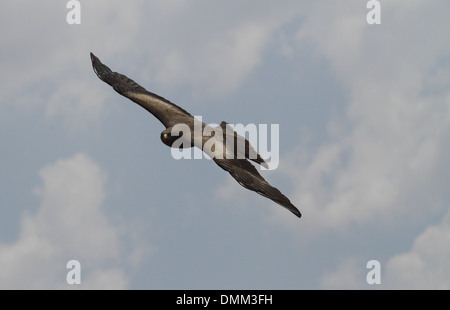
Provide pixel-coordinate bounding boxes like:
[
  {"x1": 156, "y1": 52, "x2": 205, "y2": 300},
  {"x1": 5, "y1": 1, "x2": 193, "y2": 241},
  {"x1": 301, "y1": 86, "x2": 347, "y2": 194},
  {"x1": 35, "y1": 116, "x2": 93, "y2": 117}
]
[{"x1": 90, "y1": 52, "x2": 192, "y2": 128}]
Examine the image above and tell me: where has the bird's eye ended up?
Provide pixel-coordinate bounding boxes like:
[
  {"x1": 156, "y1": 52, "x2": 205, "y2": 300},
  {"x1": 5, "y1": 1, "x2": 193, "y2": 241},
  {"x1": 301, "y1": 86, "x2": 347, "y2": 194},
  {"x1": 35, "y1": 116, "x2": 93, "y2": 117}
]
[{"x1": 164, "y1": 133, "x2": 169, "y2": 139}]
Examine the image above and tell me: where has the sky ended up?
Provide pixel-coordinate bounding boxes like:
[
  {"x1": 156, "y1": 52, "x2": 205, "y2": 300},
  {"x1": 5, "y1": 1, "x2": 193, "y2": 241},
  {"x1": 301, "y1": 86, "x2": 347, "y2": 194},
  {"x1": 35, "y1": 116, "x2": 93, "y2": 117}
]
[{"x1": 1, "y1": 0, "x2": 449, "y2": 289}]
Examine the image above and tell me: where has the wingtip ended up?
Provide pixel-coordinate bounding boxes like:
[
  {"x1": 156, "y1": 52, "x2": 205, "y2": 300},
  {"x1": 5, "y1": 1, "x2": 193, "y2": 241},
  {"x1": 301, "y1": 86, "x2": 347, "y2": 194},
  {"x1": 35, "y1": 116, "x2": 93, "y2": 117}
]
[
  {"x1": 90, "y1": 52, "x2": 97, "y2": 63},
  {"x1": 89, "y1": 52, "x2": 113, "y2": 81},
  {"x1": 288, "y1": 203, "x2": 302, "y2": 219}
]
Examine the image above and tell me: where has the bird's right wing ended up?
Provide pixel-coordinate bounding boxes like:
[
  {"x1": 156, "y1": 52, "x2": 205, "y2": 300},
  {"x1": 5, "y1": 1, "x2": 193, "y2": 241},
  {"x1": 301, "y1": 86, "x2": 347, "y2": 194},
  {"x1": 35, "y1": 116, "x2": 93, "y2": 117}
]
[
  {"x1": 90, "y1": 52, "x2": 192, "y2": 128},
  {"x1": 219, "y1": 121, "x2": 268, "y2": 169},
  {"x1": 214, "y1": 158, "x2": 301, "y2": 218}
]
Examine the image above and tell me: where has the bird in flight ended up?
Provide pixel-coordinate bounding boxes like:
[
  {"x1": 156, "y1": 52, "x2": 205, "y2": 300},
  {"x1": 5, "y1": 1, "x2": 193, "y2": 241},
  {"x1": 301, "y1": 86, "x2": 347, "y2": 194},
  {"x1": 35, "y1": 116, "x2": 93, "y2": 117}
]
[{"x1": 90, "y1": 52, "x2": 301, "y2": 218}]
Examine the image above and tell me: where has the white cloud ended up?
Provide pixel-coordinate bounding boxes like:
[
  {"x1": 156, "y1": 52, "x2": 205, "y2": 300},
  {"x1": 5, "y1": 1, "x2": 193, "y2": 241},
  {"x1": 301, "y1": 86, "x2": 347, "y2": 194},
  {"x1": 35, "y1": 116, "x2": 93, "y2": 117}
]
[
  {"x1": 272, "y1": 1, "x2": 450, "y2": 234},
  {"x1": 0, "y1": 1, "x2": 145, "y2": 128},
  {"x1": 320, "y1": 257, "x2": 366, "y2": 289},
  {"x1": 46, "y1": 77, "x2": 107, "y2": 129},
  {"x1": 115, "y1": 2, "x2": 304, "y2": 97},
  {"x1": 0, "y1": 153, "x2": 141, "y2": 289},
  {"x1": 156, "y1": 20, "x2": 276, "y2": 96},
  {"x1": 320, "y1": 210, "x2": 450, "y2": 289},
  {"x1": 1, "y1": 1, "x2": 300, "y2": 126},
  {"x1": 384, "y1": 210, "x2": 450, "y2": 289}
]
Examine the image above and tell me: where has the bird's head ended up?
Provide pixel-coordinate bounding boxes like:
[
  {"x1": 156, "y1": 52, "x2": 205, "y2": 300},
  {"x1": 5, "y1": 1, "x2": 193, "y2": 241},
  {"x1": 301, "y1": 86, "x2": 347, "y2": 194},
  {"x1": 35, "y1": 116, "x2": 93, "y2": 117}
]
[
  {"x1": 160, "y1": 126, "x2": 192, "y2": 149},
  {"x1": 160, "y1": 128, "x2": 177, "y2": 147}
]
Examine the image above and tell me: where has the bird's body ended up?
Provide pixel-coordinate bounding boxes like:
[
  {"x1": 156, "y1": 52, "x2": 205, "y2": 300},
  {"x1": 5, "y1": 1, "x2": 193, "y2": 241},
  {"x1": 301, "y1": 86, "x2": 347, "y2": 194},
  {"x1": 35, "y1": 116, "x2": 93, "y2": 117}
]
[{"x1": 90, "y1": 52, "x2": 301, "y2": 218}]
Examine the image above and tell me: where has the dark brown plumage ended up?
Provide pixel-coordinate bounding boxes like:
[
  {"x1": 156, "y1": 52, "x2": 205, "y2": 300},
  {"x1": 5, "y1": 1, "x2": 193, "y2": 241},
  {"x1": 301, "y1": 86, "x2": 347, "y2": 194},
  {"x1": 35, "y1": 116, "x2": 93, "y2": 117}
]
[{"x1": 90, "y1": 52, "x2": 301, "y2": 218}]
